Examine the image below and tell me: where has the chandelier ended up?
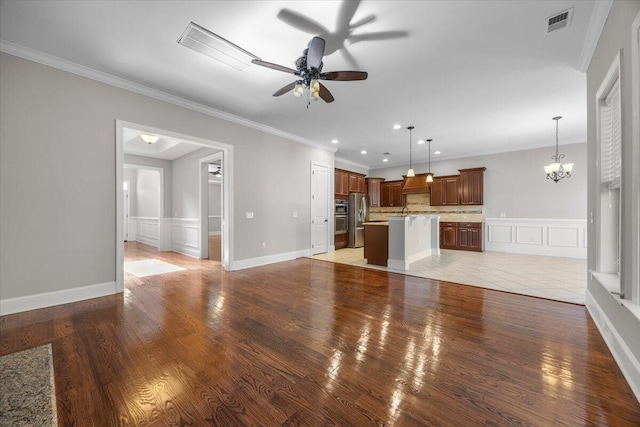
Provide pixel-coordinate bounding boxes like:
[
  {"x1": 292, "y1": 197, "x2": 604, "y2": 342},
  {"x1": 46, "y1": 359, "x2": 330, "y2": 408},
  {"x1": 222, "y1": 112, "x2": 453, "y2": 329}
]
[{"x1": 544, "y1": 116, "x2": 573, "y2": 183}]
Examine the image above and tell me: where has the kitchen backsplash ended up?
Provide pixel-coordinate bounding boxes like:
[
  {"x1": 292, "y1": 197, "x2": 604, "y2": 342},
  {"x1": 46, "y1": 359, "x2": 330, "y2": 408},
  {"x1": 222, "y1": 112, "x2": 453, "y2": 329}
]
[{"x1": 369, "y1": 193, "x2": 485, "y2": 222}]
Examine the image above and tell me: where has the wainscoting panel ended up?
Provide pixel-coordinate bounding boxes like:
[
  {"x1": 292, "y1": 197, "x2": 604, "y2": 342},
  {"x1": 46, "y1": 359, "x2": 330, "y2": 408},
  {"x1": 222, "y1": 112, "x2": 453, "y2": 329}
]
[
  {"x1": 170, "y1": 218, "x2": 200, "y2": 258},
  {"x1": 133, "y1": 217, "x2": 159, "y2": 248},
  {"x1": 485, "y1": 218, "x2": 587, "y2": 259}
]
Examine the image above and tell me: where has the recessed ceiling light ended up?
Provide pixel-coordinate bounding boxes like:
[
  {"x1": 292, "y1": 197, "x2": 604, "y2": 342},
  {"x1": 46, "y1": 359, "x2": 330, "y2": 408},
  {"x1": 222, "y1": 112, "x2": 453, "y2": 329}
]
[
  {"x1": 383, "y1": 158, "x2": 389, "y2": 162},
  {"x1": 331, "y1": 139, "x2": 338, "y2": 144},
  {"x1": 418, "y1": 139, "x2": 425, "y2": 144},
  {"x1": 434, "y1": 151, "x2": 441, "y2": 155},
  {"x1": 361, "y1": 150, "x2": 367, "y2": 154},
  {"x1": 392, "y1": 124, "x2": 401, "y2": 130}
]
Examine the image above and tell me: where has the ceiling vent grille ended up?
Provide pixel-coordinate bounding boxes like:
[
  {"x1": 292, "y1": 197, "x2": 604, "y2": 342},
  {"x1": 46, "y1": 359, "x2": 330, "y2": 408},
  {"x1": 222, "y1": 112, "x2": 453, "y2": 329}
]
[
  {"x1": 546, "y1": 8, "x2": 573, "y2": 34},
  {"x1": 177, "y1": 22, "x2": 259, "y2": 71}
]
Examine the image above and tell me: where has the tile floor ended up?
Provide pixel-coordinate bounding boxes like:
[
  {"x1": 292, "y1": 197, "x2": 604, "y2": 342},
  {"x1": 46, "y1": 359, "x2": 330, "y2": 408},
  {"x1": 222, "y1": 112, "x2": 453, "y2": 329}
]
[{"x1": 310, "y1": 248, "x2": 587, "y2": 304}]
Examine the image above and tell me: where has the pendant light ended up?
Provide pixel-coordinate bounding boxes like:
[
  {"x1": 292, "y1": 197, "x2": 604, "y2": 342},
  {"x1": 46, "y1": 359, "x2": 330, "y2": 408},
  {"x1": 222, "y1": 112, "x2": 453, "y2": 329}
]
[
  {"x1": 426, "y1": 139, "x2": 434, "y2": 183},
  {"x1": 544, "y1": 116, "x2": 573, "y2": 183},
  {"x1": 406, "y1": 126, "x2": 415, "y2": 177}
]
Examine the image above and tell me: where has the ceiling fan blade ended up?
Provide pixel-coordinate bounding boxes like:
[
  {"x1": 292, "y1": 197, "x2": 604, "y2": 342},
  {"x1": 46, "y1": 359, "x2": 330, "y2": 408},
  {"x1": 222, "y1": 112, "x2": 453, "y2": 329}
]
[
  {"x1": 273, "y1": 82, "x2": 297, "y2": 97},
  {"x1": 337, "y1": 0, "x2": 360, "y2": 30},
  {"x1": 340, "y1": 48, "x2": 359, "y2": 69},
  {"x1": 350, "y1": 14, "x2": 376, "y2": 29},
  {"x1": 251, "y1": 59, "x2": 297, "y2": 75},
  {"x1": 347, "y1": 31, "x2": 409, "y2": 44},
  {"x1": 277, "y1": 9, "x2": 329, "y2": 35},
  {"x1": 318, "y1": 83, "x2": 335, "y2": 103},
  {"x1": 321, "y1": 71, "x2": 368, "y2": 81},
  {"x1": 307, "y1": 37, "x2": 325, "y2": 70}
]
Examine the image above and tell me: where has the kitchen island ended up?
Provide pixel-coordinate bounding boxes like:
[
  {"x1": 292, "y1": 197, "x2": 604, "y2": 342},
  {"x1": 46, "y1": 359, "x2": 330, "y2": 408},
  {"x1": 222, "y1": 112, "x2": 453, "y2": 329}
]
[{"x1": 364, "y1": 215, "x2": 440, "y2": 269}]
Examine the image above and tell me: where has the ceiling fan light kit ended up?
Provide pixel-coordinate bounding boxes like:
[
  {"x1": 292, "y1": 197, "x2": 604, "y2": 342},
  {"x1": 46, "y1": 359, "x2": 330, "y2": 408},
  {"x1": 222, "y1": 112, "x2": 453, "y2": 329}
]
[{"x1": 252, "y1": 36, "x2": 367, "y2": 105}]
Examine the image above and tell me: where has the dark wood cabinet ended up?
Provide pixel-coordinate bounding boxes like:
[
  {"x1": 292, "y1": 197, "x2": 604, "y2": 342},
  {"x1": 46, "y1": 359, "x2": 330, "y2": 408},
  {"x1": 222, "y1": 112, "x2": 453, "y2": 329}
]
[
  {"x1": 440, "y1": 222, "x2": 483, "y2": 251},
  {"x1": 335, "y1": 170, "x2": 349, "y2": 196},
  {"x1": 335, "y1": 169, "x2": 366, "y2": 198},
  {"x1": 381, "y1": 181, "x2": 404, "y2": 207},
  {"x1": 440, "y1": 222, "x2": 459, "y2": 249},
  {"x1": 460, "y1": 167, "x2": 486, "y2": 205},
  {"x1": 364, "y1": 224, "x2": 388, "y2": 266},
  {"x1": 366, "y1": 178, "x2": 385, "y2": 207},
  {"x1": 430, "y1": 176, "x2": 460, "y2": 206}
]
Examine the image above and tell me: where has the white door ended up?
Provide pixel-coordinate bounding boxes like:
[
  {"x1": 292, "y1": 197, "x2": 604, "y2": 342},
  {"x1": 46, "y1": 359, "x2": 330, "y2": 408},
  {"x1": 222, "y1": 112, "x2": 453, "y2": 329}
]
[
  {"x1": 311, "y1": 162, "x2": 329, "y2": 254},
  {"x1": 123, "y1": 189, "x2": 130, "y2": 242}
]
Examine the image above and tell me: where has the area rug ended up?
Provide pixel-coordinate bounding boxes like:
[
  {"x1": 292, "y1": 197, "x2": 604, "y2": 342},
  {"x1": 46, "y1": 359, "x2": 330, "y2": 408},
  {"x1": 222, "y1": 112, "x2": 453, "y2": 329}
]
[
  {"x1": 0, "y1": 344, "x2": 57, "y2": 426},
  {"x1": 124, "y1": 259, "x2": 186, "y2": 278}
]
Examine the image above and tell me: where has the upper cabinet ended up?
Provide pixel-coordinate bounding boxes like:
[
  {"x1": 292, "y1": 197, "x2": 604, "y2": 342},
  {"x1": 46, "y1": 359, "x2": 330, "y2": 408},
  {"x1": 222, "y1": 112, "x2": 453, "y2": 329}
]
[
  {"x1": 335, "y1": 169, "x2": 367, "y2": 198},
  {"x1": 430, "y1": 176, "x2": 460, "y2": 206},
  {"x1": 459, "y1": 167, "x2": 486, "y2": 205},
  {"x1": 366, "y1": 178, "x2": 385, "y2": 207},
  {"x1": 430, "y1": 167, "x2": 485, "y2": 206},
  {"x1": 381, "y1": 180, "x2": 404, "y2": 207}
]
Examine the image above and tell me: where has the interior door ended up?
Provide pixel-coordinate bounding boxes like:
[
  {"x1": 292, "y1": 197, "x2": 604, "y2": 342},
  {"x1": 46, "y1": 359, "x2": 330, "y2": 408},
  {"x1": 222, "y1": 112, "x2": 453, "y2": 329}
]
[{"x1": 311, "y1": 162, "x2": 329, "y2": 254}]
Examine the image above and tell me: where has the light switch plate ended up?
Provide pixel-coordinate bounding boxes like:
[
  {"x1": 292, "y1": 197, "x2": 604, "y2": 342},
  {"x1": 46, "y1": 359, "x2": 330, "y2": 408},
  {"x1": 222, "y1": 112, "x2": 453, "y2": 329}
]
[{"x1": 246, "y1": 212, "x2": 254, "y2": 219}]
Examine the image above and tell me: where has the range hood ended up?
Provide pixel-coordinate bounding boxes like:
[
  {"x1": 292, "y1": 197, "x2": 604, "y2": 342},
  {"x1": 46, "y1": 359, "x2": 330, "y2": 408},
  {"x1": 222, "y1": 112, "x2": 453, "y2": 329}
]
[{"x1": 402, "y1": 173, "x2": 431, "y2": 194}]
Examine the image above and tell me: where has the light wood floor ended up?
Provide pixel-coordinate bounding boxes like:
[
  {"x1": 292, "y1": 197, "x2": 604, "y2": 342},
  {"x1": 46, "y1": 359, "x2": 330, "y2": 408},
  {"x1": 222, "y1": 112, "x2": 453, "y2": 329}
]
[{"x1": 1, "y1": 242, "x2": 639, "y2": 425}]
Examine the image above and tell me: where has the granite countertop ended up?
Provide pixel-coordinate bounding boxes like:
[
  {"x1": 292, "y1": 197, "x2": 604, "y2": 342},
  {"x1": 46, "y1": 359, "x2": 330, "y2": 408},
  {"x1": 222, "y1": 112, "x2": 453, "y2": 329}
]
[{"x1": 364, "y1": 221, "x2": 389, "y2": 226}]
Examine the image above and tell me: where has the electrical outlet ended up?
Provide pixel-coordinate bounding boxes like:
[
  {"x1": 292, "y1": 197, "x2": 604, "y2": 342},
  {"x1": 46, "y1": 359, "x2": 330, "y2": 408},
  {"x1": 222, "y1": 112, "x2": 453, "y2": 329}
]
[
  {"x1": 293, "y1": 211, "x2": 298, "y2": 218},
  {"x1": 246, "y1": 212, "x2": 254, "y2": 219},
  {"x1": 499, "y1": 212, "x2": 506, "y2": 218},
  {"x1": 261, "y1": 242, "x2": 266, "y2": 250}
]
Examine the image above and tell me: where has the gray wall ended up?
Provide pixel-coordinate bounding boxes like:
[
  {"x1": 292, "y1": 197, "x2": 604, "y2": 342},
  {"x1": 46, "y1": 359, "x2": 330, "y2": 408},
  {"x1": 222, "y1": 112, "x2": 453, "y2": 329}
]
[
  {"x1": 209, "y1": 182, "x2": 222, "y2": 233},
  {"x1": 370, "y1": 142, "x2": 587, "y2": 219},
  {"x1": 135, "y1": 169, "x2": 160, "y2": 218},
  {"x1": 124, "y1": 154, "x2": 172, "y2": 217},
  {"x1": 172, "y1": 147, "x2": 217, "y2": 219},
  {"x1": 586, "y1": 1, "x2": 640, "y2": 359},
  {"x1": 0, "y1": 52, "x2": 333, "y2": 301}
]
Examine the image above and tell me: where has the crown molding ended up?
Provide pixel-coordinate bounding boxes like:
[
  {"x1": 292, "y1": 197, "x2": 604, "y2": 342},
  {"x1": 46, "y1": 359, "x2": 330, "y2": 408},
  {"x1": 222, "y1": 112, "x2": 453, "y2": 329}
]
[
  {"x1": 0, "y1": 40, "x2": 336, "y2": 154},
  {"x1": 334, "y1": 156, "x2": 370, "y2": 172},
  {"x1": 577, "y1": 0, "x2": 614, "y2": 73}
]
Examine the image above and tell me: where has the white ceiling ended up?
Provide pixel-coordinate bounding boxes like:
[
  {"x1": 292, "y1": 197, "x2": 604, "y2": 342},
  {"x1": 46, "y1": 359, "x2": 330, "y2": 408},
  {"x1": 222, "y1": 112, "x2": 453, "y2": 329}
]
[{"x1": 0, "y1": 0, "x2": 596, "y2": 169}]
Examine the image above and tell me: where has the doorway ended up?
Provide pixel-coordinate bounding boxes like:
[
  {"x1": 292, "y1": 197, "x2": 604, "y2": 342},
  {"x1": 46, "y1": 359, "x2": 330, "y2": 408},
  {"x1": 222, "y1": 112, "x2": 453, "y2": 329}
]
[
  {"x1": 200, "y1": 152, "x2": 223, "y2": 262},
  {"x1": 115, "y1": 120, "x2": 234, "y2": 293}
]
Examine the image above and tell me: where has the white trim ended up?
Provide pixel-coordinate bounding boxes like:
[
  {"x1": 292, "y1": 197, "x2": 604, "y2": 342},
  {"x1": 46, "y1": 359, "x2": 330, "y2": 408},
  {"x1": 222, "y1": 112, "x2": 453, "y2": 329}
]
[
  {"x1": 577, "y1": 0, "x2": 614, "y2": 72},
  {"x1": 0, "y1": 281, "x2": 117, "y2": 316},
  {"x1": 232, "y1": 249, "x2": 312, "y2": 271},
  {"x1": 0, "y1": 41, "x2": 335, "y2": 154},
  {"x1": 334, "y1": 157, "x2": 370, "y2": 172},
  {"x1": 631, "y1": 10, "x2": 640, "y2": 303},
  {"x1": 585, "y1": 289, "x2": 640, "y2": 403}
]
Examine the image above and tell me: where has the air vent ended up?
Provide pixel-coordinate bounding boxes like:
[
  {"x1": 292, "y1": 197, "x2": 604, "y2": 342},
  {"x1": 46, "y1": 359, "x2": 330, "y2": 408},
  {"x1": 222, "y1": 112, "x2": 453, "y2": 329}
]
[
  {"x1": 546, "y1": 8, "x2": 573, "y2": 34},
  {"x1": 177, "y1": 22, "x2": 259, "y2": 71}
]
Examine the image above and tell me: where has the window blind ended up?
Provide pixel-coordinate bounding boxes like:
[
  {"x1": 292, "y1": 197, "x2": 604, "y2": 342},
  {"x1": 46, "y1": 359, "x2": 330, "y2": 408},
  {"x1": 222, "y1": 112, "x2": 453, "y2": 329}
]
[{"x1": 600, "y1": 79, "x2": 621, "y2": 188}]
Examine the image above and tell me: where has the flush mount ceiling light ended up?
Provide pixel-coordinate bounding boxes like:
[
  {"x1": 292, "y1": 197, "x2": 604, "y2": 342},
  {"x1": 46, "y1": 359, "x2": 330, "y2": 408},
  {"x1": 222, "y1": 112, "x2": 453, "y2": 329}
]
[
  {"x1": 361, "y1": 150, "x2": 367, "y2": 154},
  {"x1": 331, "y1": 139, "x2": 338, "y2": 144},
  {"x1": 177, "y1": 22, "x2": 259, "y2": 71},
  {"x1": 406, "y1": 126, "x2": 415, "y2": 177},
  {"x1": 425, "y1": 139, "x2": 434, "y2": 183},
  {"x1": 392, "y1": 124, "x2": 402, "y2": 130},
  {"x1": 140, "y1": 134, "x2": 159, "y2": 144},
  {"x1": 544, "y1": 116, "x2": 573, "y2": 183}
]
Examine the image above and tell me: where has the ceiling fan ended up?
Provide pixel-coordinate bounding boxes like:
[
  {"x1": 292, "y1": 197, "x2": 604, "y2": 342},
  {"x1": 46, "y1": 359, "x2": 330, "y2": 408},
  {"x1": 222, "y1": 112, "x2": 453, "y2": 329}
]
[{"x1": 252, "y1": 36, "x2": 368, "y2": 103}]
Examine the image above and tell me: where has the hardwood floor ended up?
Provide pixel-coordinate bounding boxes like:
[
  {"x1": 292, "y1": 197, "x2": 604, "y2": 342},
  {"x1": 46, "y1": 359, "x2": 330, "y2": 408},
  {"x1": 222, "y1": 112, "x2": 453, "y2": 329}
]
[{"x1": 1, "y1": 242, "x2": 639, "y2": 425}]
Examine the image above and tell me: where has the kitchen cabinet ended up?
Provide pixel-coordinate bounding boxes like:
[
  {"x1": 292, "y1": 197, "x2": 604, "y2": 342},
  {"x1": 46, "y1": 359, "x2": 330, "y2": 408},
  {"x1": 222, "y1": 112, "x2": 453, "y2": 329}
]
[
  {"x1": 381, "y1": 181, "x2": 404, "y2": 207},
  {"x1": 440, "y1": 222, "x2": 459, "y2": 249},
  {"x1": 439, "y1": 222, "x2": 483, "y2": 251},
  {"x1": 460, "y1": 167, "x2": 486, "y2": 205},
  {"x1": 336, "y1": 169, "x2": 366, "y2": 197},
  {"x1": 430, "y1": 176, "x2": 460, "y2": 206},
  {"x1": 364, "y1": 223, "x2": 388, "y2": 266},
  {"x1": 366, "y1": 178, "x2": 385, "y2": 207},
  {"x1": 335, "y1": 170, "x2": 349, "y2": 196}
]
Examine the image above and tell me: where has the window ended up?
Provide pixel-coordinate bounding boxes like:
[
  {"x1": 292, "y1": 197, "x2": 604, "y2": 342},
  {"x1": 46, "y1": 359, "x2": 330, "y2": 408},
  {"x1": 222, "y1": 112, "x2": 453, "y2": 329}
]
[{"x1": 595, "y1": 51, "x2": 622, "y2": 296}]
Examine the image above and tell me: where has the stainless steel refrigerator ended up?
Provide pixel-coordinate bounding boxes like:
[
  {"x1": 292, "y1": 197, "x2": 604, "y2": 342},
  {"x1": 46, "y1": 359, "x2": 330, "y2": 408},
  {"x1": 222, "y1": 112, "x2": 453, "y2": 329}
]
[{"x1": 348, "y1": 192, "x2": 370, "y2": 248}]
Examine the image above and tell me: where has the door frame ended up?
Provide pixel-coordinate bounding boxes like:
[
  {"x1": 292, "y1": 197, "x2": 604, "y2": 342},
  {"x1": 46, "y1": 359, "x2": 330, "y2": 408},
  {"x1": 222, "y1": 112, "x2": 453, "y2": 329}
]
[
  {"x1": 115, "y1": 120, "x2": 234, "y2": 293},
  {"x1": 310, "y1": 160, "x2": 331, "y2": 255},
  {"x1": 199, "y1": 152, "x2": 223, "y2": 260},
  {"x1": 123, "y1": 164, "x2": 164, "y2": 249}
]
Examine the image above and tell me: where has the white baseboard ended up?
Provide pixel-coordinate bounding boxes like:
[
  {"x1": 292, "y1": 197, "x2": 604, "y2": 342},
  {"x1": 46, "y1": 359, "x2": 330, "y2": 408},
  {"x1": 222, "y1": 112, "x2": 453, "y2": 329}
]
[
  {"x1": 0, "y1": 281, "x2": 117, "y2": 316},
  {"x1": 585, "y1": 289, "x2": 640, "y2": 403},
  {"x1": 171, "y1": 243, "x2": 200, "y2": 259},
  {"x1": 208, "y1": 231, "x2": 221, "y2": 236},
  {"x1": 233, "y1": 249, "x2": 312, "y2": 271},
  {"x1": 136, "y1": 236, "x2": 158, "y2": 248}
]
